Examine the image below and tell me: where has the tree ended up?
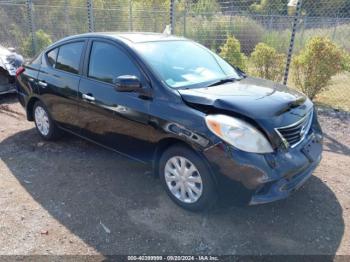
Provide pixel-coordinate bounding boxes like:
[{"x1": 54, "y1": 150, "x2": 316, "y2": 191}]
[
  {"x1": 302, "y1": 0, "x2": 349, "y2": 18},
  {"x1": 192, "y1": 0, "x2": 221, "y2": 16},
  {"x1": 250, "y1": 0, "x2": 288, "y2": 15},
  {"x1": 22, "y1": 29, "x2": 52, "y2": 57},
  {"x1": 249, "y1": 0, "x2": 350, "y2": 17},
  {"x1": 219, "y1": 35, "x2": 247, "y2": 71}
]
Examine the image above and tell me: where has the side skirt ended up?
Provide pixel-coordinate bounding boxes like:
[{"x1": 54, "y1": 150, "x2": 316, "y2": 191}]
[{"x1": 58, "y1": 126, "x2": 151, "y2": 166}]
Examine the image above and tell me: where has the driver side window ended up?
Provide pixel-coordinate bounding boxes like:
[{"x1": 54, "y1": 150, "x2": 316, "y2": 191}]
[{"x1": 88, "y1": 41, "x2": 141, "y2": 84}]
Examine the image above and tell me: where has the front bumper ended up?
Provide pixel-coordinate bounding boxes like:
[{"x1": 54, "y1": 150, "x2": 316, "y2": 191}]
[
  {"x1": 249, "y1": 152, "x2": 321, "y2": 205},
  {"x1": 204, "y1": 126, "x2": 323, "y2": 205}
]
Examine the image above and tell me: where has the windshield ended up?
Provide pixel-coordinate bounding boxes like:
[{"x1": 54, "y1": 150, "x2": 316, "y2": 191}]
[{"x1": 134, "y1": 40, "x2": 242, "y2": 88}]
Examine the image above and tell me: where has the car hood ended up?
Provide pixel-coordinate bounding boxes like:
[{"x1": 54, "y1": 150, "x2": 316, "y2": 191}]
[{"x1": 178, "y1": 76, "x2": 310, "y2": 120}]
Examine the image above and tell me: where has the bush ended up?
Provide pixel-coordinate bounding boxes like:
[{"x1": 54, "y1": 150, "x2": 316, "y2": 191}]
[
  {"x1": 22, "y1": 29, "x2": 52, "y2": 57},
  {"x1": 182, "y1": 15, "x2": 265, "y2": 54},
  {"x1": 292, "y1": 37, "x2": 346, "y2": 100},
  {"x1": 191, "y1": 0, "x2": 220, "y2": 16},
  {"x1": 341, "y1": 50, "x2": 350, "y2": 72},
  {"x1": 129, "y1": 0, "x2": 170, "y2": 32},
  {"x1": 250, "y1": 43, "x2": 285, "y2": 81},
  {"x1": 219, "y1": 35, "x2": 247, "y2": 71},
  {"x1": 178, "y1": 16, "x2": 221, "y2": 51},
  {"x1": 292, "y1": 24, "x2": 350, "y2": 55},
  {"x1": 262, "y1": 30, "x2": 291, "y2": 54},
  {"x1": 228, "y1": 16, "x2": 265, "y2": 54}
]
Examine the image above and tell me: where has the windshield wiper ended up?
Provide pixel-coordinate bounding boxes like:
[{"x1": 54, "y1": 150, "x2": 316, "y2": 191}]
[{"x1": 207, "y1": 77, "x2": 237, "y2": 87}]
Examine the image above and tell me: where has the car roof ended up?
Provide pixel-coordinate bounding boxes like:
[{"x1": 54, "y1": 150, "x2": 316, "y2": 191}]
[{"x1": 55, "y1": 32, "x2": 187, "y2": 45}]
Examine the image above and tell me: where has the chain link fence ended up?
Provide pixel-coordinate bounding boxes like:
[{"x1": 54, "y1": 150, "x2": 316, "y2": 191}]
[{"x1": 0, "y1": 0, "x2": 349, "y2": 110}]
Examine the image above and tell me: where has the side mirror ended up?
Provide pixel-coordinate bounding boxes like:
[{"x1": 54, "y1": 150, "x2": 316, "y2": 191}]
[{"x1": 114, "y1": 75, "x2": 142, "y2": 92}]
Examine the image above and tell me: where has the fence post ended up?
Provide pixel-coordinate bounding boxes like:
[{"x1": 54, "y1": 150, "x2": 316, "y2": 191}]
[
  {"x1": 26, "y1": 0, "x2": 36, "y2": 56},
  {"x1": 170, "y1": 0, "x2": 175, "y2": 34},
  {"x1": 87, "y1": 0, "x2": 94, "y2": 32},
  {"x1": 64, "y1": 0, "x2": 70, "y2": 35},
  {"x1": 129, "y1": 0, "x2": 133, "y2": 31},
  {"x1": 183, "y1": 10, "x2": 187, "y2": 36},
  {"x1": 299, "y1": 15, "x2": 307, "y2": 47},
  {"x1": 332, "y1": 15, "x2": 339, "y2": 40},
  {"x1": 283, "y1": 0, "x2": 303, "y2": 85},
  {"x1": 268, "y1": 15, "x2": 273, "y2": 32}
]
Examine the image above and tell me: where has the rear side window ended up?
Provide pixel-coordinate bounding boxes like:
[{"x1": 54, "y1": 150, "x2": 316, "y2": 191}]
[
  {"x1": 47, "y1": 48, "x2": 58, "y2": 67},
  {"x1": 88, "y1": 41, "x2": 140, "y2": 84},
  {"x1": 56, "y1": 42, "x2": 84, "y2": 74}
]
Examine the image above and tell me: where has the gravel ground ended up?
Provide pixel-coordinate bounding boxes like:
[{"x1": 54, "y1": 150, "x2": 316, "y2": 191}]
[{"x1": 0, "y1": 94, "x2": 349, "y2": 256}]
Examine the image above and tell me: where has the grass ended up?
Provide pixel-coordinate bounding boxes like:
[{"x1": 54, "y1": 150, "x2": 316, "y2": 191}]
[
  {"x1": 286, "y1": 71, "x2": 350, "y2": 112},
  {"x1": 313, "y1": 72, "x2": 350, "y2": 112}
]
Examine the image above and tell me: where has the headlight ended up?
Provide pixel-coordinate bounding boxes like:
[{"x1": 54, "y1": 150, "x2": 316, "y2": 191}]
[{"x1": 205, "y1": 114, "x2": 273, "y2": 153}]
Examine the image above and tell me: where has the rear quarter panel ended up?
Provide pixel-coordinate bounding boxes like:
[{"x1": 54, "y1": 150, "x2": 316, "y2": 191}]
[{"x1": 16, "y1": 57, "x2": 41, "y2": 107}]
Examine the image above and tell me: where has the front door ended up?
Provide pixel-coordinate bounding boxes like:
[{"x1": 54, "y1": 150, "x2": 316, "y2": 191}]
[{"x1": 78, "y1": 40, "x2": 154, "y2": 163}]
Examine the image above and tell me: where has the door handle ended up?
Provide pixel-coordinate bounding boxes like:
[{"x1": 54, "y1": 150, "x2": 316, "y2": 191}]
[
  {"x1": 82, "y1": 93, "x2": 95, "y2": 102},
  {"x1": 38, "y1": 80, "x2": 47, "y2": 87}
]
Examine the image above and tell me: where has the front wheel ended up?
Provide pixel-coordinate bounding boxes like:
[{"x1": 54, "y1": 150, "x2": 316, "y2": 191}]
[
  {"x1": 33, "y1": 101, "x2": 61, "y2": 140},
  {"x1": 159, "y1": 145, "x2": 218, "y2": 211}
]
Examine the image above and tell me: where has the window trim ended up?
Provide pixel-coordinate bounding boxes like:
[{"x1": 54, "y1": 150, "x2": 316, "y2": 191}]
[
  {"x1": 44, "y1": 39, "x2": 87, "y2": 76},
  {"x1": 88, "y1": 40, "x2": 140, "y2": 84},
  {"x1": 82, "y1": 38, "x2": 151, "y2": 89},
  {"x1": 46, "y1": 47, "x2": 58, "y2": 68}
]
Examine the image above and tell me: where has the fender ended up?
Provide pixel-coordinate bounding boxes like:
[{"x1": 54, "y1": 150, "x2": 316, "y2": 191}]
[{"x1": 24, "y1": 95, "x2": 43, "y2": 121}]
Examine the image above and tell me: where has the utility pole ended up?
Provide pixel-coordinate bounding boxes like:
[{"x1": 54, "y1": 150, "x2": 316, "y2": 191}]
[
  {"x1": 284, "y1": 0, "x2": 303, "y2": 85},
  {"x1": 87, "y1": 0, "x2": 95, "y2": 32}
]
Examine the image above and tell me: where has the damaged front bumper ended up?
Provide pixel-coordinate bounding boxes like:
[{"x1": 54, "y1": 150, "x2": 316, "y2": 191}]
[
  {"x1": 204, "y1": 127, "x2": 323, "y2": 205},
  {"x1": 249, "y1": 151, "x2": 321, "y2": 205}
]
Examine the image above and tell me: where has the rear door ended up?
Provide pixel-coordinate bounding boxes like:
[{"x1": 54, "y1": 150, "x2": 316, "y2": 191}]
[{"x1": 37, "y1": 40, "x2": 86, "y2": 132}]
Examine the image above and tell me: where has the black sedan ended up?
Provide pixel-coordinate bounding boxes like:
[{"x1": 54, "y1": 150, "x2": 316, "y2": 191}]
[{"x1": 16, "y1": 33, "x2": 323, "y2": 211}]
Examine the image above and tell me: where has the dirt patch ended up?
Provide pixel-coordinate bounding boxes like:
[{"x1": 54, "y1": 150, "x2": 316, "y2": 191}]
[{"x1": 0, "y1": 94, "x2": 349, "y2": 256}]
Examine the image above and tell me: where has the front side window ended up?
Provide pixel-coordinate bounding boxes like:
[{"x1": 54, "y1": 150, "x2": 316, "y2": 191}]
[
  {"x1": 88, "y1": 41, "x2": 141, "y2": 84},
  {"x1": 134, "y1": 40, "x2": 242, "y2": 88},
  {"x1": 56, "y1": 42, "x2": 84, "y2": 74}
]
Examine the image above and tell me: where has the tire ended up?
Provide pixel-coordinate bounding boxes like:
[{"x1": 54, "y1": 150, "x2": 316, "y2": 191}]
[
  {"x1": 33, "y1": 100, "x2": 62, "y2": 140},
  {"x1": 159, "y1": 144, "x2": 218, "y2": 211}
]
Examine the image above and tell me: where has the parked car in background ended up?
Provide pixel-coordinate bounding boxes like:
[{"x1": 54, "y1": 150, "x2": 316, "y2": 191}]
[
  {"x1": 0, "y1": 45, "x2": 23, "y2": 95},
  {"x1": 16, "y1": 33, "x2": 323, "y2": 211}
]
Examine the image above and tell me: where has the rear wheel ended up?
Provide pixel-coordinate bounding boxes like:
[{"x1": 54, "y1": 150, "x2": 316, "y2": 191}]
[
  {"x1": 159, "y1": 145, "x2": 218, "y2": 211},
  {"x1": 33, "y1": 101, "x2": 61, "y2": 140}
]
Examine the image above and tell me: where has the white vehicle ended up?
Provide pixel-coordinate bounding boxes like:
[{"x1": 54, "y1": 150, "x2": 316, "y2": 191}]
[{"x1": 0, "y1": 45, "x2": 23, "y2": 95}]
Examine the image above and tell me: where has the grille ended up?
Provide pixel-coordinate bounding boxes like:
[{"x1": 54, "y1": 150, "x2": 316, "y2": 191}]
[{"x1": 276, "y1": 110, "x2": 313, "y2": 148}]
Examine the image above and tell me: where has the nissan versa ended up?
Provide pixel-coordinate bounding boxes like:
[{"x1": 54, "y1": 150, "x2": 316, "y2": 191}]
[{"x1": 16, "y1": 33, "x2": 323, "y2": 211}]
